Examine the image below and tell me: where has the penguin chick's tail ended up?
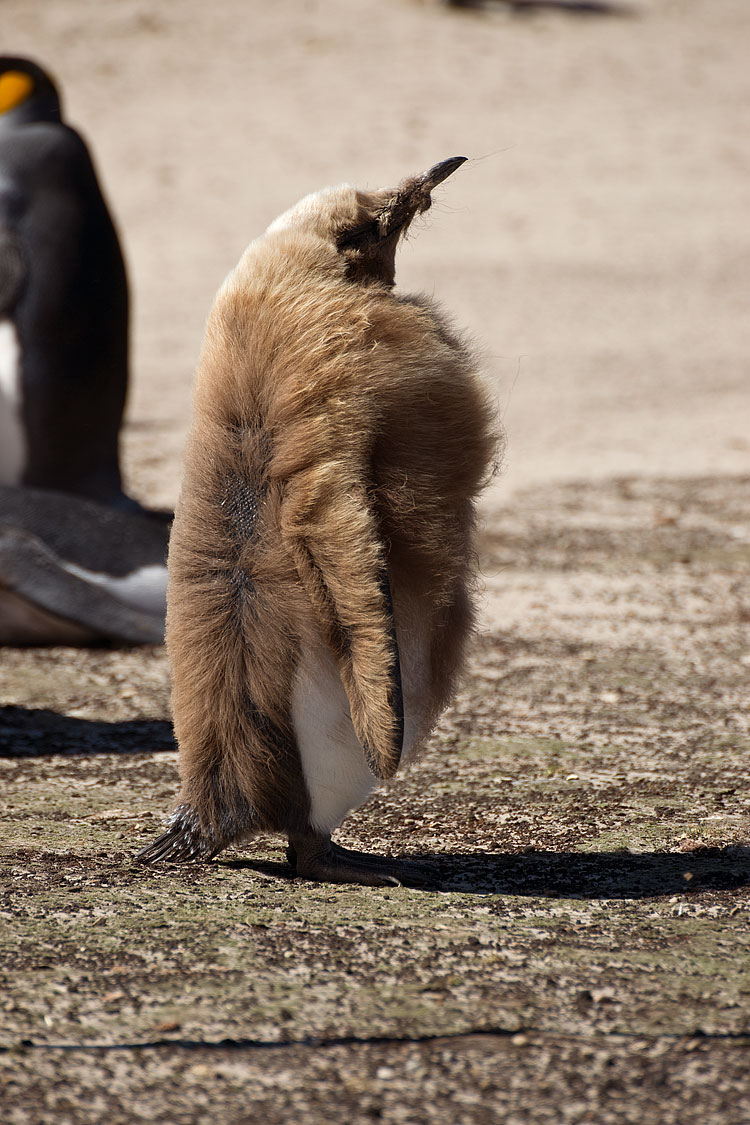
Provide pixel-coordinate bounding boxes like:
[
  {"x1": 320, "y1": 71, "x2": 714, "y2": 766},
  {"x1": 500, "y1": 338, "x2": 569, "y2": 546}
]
[
  {"x1": 135, "y1": 804, "x2": 223, "y2": 864},
  {"x1": 282, "y1": 462, "x2": 404, "y2": 780}
]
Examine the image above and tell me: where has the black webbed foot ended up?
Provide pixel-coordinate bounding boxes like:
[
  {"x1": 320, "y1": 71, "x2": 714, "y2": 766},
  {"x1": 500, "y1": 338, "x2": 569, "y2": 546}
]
[{"x1": 287, "y1": 833, "x2": 439, "y2": 888}]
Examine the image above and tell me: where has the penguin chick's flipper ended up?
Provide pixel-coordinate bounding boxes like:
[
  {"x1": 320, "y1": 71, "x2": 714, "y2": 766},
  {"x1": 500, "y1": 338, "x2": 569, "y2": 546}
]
[
  {"x1": 0, "y1": 525, "x2": 165, "y2": 644},
  {"x1": 282, "y1": 469, "x2": 404, "y2": 780},
  {"x1": 287, "y1": 833, "x2": 439, "y2": 889}
]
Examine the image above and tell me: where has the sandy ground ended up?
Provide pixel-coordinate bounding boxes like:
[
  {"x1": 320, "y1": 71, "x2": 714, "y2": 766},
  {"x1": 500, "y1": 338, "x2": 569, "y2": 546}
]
[{"x1": 1, "y1": 0, "x2": 750, "y2": 1122}]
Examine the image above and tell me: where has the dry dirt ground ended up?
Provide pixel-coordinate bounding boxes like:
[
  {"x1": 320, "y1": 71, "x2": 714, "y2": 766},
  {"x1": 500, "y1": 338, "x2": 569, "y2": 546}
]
[{"x1": 2, "y1": 1, "x2": 750, "y2": 1123}]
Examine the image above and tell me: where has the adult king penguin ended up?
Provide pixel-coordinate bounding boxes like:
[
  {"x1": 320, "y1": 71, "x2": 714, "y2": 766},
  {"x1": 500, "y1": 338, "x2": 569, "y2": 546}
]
[
  {"x1": 138, "y1": 159, "x2": 499, "y2": 885},
  {"x1": 0, "y1": 485, "x2": 169, "y2": 645},
  {"x1": 0, "y1": 57, "x2": 171, "y2": 645},
  {"x1": 0, "y1": 56, "x2": 132, "y2": 509}
]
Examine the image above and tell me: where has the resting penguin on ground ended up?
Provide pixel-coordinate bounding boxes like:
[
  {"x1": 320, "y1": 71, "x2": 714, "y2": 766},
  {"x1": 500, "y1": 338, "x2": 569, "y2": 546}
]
[
  {"x1": 0, "y1": 485, "x2": 169, "y2": 645},
  {"x1": 137, "y1": 158, "x2": 499, "y2": 885},
  {"x1": 0, "y1": 56, "x2": 134, "y2": 510}
]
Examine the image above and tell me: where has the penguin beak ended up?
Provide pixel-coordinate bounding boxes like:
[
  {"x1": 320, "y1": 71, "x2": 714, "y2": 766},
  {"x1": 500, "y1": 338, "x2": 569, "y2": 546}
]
[
  {"x1": 376, "y1": 156, "x2": 468, "y2": 241},
  {"x1": 417, "y1": 156, "x2": 468, "y2": 193},
  {"x1": 339, "y1": 156, "x2": 469, "y2": 284}
]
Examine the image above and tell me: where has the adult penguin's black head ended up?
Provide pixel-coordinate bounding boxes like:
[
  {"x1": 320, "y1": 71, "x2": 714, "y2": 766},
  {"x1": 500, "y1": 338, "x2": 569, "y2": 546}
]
[{"x1": 0, "y1": 57, "x2": 62, "y2": 128}]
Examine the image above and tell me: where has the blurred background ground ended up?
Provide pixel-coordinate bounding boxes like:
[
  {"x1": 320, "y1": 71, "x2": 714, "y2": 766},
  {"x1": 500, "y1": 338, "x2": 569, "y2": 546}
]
[{"x1": 1, "y1": 1, "x2": 749, "y2": 1122}]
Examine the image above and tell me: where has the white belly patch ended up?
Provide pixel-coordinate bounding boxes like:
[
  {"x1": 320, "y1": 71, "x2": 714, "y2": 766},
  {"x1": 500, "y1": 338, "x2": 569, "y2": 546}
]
[
  {"x1": 292, "y1": 640, "x2": 376, "y2": 834},
  {"x1": 0, "y1": 319, "x2": 25, "y2": 484},
  {"x1": 291, "y1": 604, "x2": 432, "y2": 835}
]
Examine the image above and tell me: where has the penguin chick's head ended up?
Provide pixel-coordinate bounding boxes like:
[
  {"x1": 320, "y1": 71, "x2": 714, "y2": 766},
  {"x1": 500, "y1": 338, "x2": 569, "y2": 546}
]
[
  {"x1": 0, "y1": 57, "x2": 62, "y2": 126},
  {"x1": 266, "y1": 156, "x2": 467, "y2": 288}
]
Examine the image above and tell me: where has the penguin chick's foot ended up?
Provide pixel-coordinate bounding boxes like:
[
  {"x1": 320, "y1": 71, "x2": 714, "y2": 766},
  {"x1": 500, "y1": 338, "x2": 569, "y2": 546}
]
[{"x1": 287, "y1": 833, "x2": 438, "y2": 889}]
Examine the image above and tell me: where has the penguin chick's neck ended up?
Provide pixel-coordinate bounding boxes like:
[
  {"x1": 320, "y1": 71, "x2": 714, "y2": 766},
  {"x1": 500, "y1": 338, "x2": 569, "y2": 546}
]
[{"x1": 336, "y1": 183, "x2": 435, "y2": 288}]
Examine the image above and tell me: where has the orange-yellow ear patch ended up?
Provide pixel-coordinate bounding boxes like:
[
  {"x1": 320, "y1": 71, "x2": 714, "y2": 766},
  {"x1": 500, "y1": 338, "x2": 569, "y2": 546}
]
[{"x1": 0, "y1": 71, "x2": 34, "y2": 114}]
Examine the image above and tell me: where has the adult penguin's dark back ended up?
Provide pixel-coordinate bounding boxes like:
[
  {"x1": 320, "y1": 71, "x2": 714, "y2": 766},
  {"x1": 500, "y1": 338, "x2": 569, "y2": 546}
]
[{"x1": 0, "y1": 56, "x2": 132, "y2": 509}]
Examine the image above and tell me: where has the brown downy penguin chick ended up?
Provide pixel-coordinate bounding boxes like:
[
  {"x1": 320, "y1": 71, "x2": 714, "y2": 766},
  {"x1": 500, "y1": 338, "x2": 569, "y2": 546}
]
[{"x1": 137, "y1": 158, "x2": 499, "y2": 885}]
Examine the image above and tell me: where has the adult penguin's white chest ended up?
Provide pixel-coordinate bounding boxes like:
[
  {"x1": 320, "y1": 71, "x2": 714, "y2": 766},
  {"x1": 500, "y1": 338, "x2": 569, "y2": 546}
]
[{"x1": 0, "y1": 318, "x2": 25, "y2": 484}]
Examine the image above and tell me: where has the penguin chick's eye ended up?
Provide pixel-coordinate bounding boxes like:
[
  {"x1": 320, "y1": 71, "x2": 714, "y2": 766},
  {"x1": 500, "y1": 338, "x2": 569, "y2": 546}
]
[{"x1": 0, "y1": 71, "x2": 34, "y2": 115}]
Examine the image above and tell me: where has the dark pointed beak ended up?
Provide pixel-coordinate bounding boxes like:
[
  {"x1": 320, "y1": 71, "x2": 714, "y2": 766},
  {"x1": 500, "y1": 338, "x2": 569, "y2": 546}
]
[
  {"x1": 371, "y1": 156, "x2": 469, "y2": 248},
  {"x1": 418, "y1": 156, "x2": 468, "y2": 192}
]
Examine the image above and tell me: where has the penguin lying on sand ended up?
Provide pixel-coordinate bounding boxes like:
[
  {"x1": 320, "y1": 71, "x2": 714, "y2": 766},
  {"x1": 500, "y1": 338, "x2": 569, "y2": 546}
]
[
  {"x1": 0, "y1": 56, "x2": 135, "y2": 511},
  {"x1": 0, "y1": 485, "x2": 168, "y2": 645},
  {"x1": 137, "y1": 159, "x2": 498, "y2": 885}
]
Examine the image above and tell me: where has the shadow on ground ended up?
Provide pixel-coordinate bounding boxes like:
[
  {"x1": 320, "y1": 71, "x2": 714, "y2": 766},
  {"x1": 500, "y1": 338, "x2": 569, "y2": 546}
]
[
  {"x1": 225, "y1": 847, "x2": 750, "y2": 899},
  {"x1": 0, "y1": 706, "x2": 175, "y2": 757}
]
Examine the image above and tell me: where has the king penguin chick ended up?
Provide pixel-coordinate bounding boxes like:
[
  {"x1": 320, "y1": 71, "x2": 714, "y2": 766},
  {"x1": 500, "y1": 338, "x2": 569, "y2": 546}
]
[
  {"x1": 137, "y1": 158, "x2": 499, "y2": 885},
  {"x1": 0, "y1": 56, "x2": 136, "y2": 510}
]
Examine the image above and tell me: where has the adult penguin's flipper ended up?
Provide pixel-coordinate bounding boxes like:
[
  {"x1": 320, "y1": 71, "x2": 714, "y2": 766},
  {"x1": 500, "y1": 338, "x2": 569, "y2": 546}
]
[{"x1": 282, "y1": 465, "x2": 404, "y2": 780}]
